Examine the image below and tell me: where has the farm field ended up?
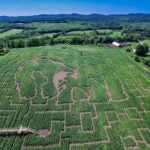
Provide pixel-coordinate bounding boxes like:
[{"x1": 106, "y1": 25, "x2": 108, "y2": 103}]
[
  {"x1": 0, "y1": 45, "x2": 149, "y2": 150},
  {"x1": 66, "y1": 29, "x2": 121, "y2": 37},
  {"x1": 0, "y1": 29, "x2": 22, "y2": 38},
  {"x1": 55, "y1": 29, "x2": 122, "y2": 42}
]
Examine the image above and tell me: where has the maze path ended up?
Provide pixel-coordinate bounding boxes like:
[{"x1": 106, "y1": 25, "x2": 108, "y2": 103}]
[{"x1": 0, "y1": 53, "x2": 149, "y2": 150}]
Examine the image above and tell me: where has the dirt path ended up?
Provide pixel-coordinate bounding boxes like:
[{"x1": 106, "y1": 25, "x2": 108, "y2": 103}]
[{"x1": 53, "y1": 71, "x2": 68, "y2": 92}]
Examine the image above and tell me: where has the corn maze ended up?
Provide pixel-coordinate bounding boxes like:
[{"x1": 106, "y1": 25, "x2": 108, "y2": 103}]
[{"x1": 0, "y1": 45, "x2": 150, "y2": 150}]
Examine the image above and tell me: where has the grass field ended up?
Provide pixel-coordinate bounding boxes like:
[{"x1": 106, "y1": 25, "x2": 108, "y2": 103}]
[
  {"x1": 66, "y1": 29, "x2": 112, "y2": 35},
  {"x1": 66, "y1": 29, "x2": 121, "y2": 38},
  {"x1": 0, "y1": 45, "x2": 150, "y2": 150},
  {"x1": 0, "y1": 29, "x2": 22, "y2": 38},
  {"x1": 33, "y1": 33, "x2": 55, "y2": 38},
  {"x1": 110, "y1": 31, "x2": 122, "y2": 38},
  {"x1": 142, "y1": 40, "x2": 150, "y2": 47},
  {"x1": 128, "y1": 40, "x2": 150, "y2": 49}
]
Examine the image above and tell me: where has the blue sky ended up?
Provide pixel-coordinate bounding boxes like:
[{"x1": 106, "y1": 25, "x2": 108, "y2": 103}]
[{"x1": 0, "y1": 0, "x2": 150, "y2": 16}]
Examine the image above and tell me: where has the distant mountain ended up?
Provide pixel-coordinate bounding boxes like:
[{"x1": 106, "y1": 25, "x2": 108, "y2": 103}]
[{"x1": 0, "y1": 13, "x2": 150, "y2": 23}]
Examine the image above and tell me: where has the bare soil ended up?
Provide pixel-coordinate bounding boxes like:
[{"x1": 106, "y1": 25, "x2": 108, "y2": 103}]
[
  {"x1": 71, "y1": 68, "x2": 79, "y2": 80},
  {"x1": 53, "y1": 71, "x2": 67, "y2": 91},
  {"x1": 38, "y1": 129, "x2": 50, "y2": 138}
]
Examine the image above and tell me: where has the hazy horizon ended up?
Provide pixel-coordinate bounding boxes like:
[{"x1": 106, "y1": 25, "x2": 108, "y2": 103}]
[
  {"x1": 0, "y1": 0, "x2": 150, "y2": 16},
  {"x1": 1, "y1": 13, "x2": 150, "y2": 17},
  {"x1": 0, "y1": 13, "x2": 150, "y2": 17}
]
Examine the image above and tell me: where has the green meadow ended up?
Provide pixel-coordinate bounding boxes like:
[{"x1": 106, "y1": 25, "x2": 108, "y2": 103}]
[{"x1": 0, "y1": 29, "x2": 22, "y2": 38}]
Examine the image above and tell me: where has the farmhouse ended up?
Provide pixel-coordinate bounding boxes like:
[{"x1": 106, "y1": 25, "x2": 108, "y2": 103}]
[{"x1": 112, "y1": 41, "x2": 123, "y2": 47}]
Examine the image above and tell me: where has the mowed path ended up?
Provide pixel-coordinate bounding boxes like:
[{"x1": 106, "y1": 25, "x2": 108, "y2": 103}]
[{"x1": 0, "y1": 45, "x2": 149, "y2": 150}]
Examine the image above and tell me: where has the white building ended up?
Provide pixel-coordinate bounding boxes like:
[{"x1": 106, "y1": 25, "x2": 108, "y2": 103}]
[
  {"x1": 112, "y1": 41, "x2": 122, "y2": 47},
  {"x1": 132, "y1": 49, "x2": 136, "y2": 53}
]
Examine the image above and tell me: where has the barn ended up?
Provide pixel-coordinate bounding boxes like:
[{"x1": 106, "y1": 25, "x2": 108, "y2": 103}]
[{"x1": 112, "y1": 41, "x2": 123, "y2": 47}]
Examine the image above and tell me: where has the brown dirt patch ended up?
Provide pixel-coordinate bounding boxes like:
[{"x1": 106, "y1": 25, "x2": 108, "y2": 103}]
[
  {"x1": 38, "y1": 129, "x2": 50, "y2": 138},
  {"x1": 71, "y1": 68, "x2": 79, "y2": 80},
  {"x1": 32, "y1": 58, "x2": 38, "y2": 65},
  {"x1": 18, "y1": 65, "x2": 24, "y2": 72},
  {"x1": 53, "y1": 71, "x2": 67, "y2": 91}
]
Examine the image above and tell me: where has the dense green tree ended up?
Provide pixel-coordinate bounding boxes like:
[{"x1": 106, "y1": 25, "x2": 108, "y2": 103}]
[
  {"x1": 0, "y1": 41, "x2": 6, "y2": 56},
  {"x1": 134, "y1": 56, "x2": 141, "y2": 62},
  {"x1": 143, "y1": 43, "x2": 149, "y2": 53},
  {"x1": 0, "y1": 48, "x2": 5, "y2": 56},
  {"x1": 91, "y1": 30, "x2": 99, "y2": 36},
  {"x1": 8, "y1": 40, "x2": 25, "y2": 48},
  {"x1": 102, "y1": 36, "x2": 113, "y2": 44},
  {"x1": 144, "y1": 59, "x2": 150, "y2": 67},
  {"x1": 70, "y1": 36, "x2": 84, "y2": 45},
  {"x1": 126, "y1": 48, "x2": 132, "y2": 52},
  {"x1": 17, "y1": 39, "x2": 25, "y2": 48},
  {"x1": 136, "y1": 44, "x2": 149, "y2": 56},
  {"x1": 28, "y1": 38, "x2": 41, "y2": 47},
  {"x1": 49, "y1": 38, "x2": 55, "y2": 46},
  {"x1": 10, "y1": 40, "x2": 16, "y2": 48},
  {"x1": 0, "y1": 41, "x2": 4, "y2": 49}
]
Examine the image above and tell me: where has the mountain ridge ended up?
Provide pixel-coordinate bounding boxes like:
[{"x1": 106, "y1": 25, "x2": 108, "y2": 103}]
[{"x1": 0, "y1": 13, "x2": 150, "y2": 22}]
